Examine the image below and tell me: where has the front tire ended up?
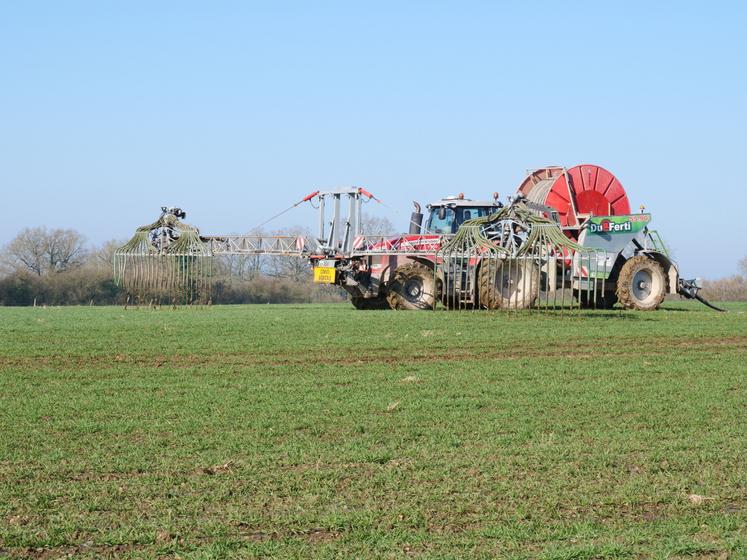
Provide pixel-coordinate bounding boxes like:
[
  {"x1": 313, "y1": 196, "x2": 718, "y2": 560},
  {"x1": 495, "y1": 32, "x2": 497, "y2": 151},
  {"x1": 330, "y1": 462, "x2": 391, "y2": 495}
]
[
  {"x1": 386, "y1": 262, "x2": 436, "y2": 310},
  {"x1": 616, "y1": 256, "x2": 667, "y2": 310}
]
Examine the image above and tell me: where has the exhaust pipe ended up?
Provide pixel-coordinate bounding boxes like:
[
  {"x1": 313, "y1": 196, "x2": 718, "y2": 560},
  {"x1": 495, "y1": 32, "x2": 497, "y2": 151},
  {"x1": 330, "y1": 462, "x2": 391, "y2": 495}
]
[{"x1": 409, "y1": 201, "x2": 423, "y2": 234}]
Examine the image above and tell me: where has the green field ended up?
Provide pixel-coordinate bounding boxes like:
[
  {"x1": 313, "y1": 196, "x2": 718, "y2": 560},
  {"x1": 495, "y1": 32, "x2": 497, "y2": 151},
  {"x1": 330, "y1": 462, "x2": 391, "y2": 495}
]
[{"x1": 1, "y1": 303, "x2": 746, "y2": 559}]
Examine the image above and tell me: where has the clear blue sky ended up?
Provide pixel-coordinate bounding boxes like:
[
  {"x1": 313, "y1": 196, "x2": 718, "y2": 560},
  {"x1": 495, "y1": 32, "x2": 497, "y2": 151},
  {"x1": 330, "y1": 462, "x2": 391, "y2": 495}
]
[{"x1": 1, "y1": 1, "x2": 745, "y2": 277}]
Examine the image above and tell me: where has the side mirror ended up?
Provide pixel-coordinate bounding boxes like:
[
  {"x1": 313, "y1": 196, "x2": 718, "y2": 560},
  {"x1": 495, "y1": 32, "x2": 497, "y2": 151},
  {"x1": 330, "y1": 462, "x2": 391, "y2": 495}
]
[{"x1": 438, "y1": 207, "x2": 446, "y2": 220}]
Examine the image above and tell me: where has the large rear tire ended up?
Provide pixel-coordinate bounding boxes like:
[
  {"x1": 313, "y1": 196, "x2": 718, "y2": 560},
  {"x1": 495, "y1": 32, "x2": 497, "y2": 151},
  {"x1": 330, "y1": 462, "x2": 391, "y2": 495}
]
[
  {"x1": 351, "y1": 295, "x2": 391, "y2": 310},
  {"x1": 386, "y1": 262, "x2": 436, "y2": 310},
  {"x1": 616, "y1": 256, "x2": 667, "y2": 310},
  {"x1": 478, "y1": 259, "x2": 539, "y2": 310}
]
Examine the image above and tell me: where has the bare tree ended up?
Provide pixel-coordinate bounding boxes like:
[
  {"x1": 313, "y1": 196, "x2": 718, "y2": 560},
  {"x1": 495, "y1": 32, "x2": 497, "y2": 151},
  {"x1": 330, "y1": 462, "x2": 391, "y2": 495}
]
[
  {"x1": 213, "y1": 227, "x2": 269, "y2": 279},
  {"x1": 237, "y1": 227, "x2": 268, "y2": 278},
  {"x1": 217, "y1": 254, "x2": 264, "y2": 278},
  {"x1": 92, "y1": 239, "x2": 125, "y2": 268},
  {"x1": 739, "y1": 256, "x2": 747, "y2": 278},
  {"x1": 3, "y1": 227, "x2": 87, "y2": 276},
  {"x1": 265, "y1": 226, "x2": 311, "y2": 282},
  {"x1": 3, "y1": 227, "x2": 46, "y2": 275},
  {"x1": 360, "y1": 213, "x2": 396, "y2": 237}
]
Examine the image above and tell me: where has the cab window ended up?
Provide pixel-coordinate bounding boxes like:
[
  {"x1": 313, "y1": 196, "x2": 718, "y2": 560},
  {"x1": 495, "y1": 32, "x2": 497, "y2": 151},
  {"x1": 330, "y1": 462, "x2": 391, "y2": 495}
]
[
  {"x1": 426, "y1": 206, "x2": 493, "y2": 233},
  {"x1": 458, "y1": 207, "x2": 493, "y2": 224},
  {"x1": 427, "y1": 208, "x2": 455, "y2": 234}
]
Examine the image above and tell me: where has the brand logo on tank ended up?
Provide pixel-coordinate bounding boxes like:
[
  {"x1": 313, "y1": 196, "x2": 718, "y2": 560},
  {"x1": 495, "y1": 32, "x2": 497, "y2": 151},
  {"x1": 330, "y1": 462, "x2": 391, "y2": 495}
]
[{"x1": 589, "y1": 219, "x2": 633, "y2": 234}]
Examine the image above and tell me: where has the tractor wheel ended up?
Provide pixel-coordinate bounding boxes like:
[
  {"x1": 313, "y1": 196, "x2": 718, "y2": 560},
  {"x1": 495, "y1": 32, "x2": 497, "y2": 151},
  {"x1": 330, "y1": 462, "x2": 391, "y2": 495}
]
[
  {"x1": 575, "y1": 289, "x2": 618, "y2": 309},
  {"x1": 478, "y1": 259, "x2": 539, "y2": 310},
  {"x1": 351, "y1": 295, "x2": 391, "y2": 310},
  {"x1": 386, "y1": 262, "x2": 436, "y2": 310},
  {"x1": 616, "y1": 256, "x2": 667, "y2": 311}
]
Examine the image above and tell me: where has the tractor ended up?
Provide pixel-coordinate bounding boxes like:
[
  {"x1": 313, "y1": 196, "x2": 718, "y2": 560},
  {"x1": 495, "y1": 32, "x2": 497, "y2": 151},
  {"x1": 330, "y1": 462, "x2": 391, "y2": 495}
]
[{"x1": 311, "y1": 165, "x2": 698, "y2": 311}]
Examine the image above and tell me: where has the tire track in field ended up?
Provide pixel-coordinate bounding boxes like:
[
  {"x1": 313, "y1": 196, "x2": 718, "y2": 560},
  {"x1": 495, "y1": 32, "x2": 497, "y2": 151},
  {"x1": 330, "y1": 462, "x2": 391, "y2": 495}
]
[{"x1": 1, "y1": 336, "x2": 745, "y2": 372}]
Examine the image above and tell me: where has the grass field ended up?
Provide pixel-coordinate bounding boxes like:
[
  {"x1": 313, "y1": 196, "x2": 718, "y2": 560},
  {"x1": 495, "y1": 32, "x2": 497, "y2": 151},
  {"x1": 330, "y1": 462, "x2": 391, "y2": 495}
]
[{"x1": 1, "y1": 302, "x2": 746, "y2": 559}]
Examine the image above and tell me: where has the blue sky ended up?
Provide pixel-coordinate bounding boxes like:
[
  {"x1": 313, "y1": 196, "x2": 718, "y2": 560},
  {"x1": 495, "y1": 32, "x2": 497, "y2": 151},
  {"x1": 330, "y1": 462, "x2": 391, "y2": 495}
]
[{"x1": 1, "y1": 1, "x2": 745, "y2": 276}]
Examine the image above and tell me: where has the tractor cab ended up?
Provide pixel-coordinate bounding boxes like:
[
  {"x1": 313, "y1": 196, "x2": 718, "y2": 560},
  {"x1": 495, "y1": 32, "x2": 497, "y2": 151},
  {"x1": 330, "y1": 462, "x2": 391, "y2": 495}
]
[{"x1": 423, "y1": 195, "x2": 502, "y2": 234}]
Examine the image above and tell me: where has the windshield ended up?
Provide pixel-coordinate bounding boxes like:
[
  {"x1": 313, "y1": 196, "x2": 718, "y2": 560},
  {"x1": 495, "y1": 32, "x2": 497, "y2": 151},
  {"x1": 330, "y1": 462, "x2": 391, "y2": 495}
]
[{"x1": 426, "y1": 206, "x2": 493, "y2": 234}]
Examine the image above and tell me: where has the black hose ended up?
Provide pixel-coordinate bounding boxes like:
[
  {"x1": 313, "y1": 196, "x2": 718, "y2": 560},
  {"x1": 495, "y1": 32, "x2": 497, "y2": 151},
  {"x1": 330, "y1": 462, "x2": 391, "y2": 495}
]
[
  {"x1": 677, "y1": 278, "x2": 727, "y2": 312},
  {"x1": 694, "y1": 293, "x2": 728, "y2": 312}
]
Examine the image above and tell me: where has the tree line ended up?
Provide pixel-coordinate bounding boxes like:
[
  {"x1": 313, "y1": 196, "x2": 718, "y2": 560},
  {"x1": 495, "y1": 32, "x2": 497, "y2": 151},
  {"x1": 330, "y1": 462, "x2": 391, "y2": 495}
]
[
  {"x1": 0, "y1": 226, "x2": 343, "y2": 306},
  {"x1": 0, "y1": 216, "x2": 396, "y2": 306},
  {"x1": 1, "y1": 226, "x2": 745, "y2": 306}
]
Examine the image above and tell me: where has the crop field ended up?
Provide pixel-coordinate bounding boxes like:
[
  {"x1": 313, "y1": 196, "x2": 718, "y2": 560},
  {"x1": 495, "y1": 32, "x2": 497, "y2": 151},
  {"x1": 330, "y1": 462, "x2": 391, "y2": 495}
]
[{"x1": 1, "y1": 302, "x2": 746, "y2": 559}]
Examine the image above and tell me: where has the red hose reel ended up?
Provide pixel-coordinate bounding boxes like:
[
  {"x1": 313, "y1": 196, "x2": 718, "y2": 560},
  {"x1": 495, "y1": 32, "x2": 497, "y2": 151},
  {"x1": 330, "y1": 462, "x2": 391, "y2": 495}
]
[{"x1": 517, "y1": 164, "x2": 631, "y2": 239}]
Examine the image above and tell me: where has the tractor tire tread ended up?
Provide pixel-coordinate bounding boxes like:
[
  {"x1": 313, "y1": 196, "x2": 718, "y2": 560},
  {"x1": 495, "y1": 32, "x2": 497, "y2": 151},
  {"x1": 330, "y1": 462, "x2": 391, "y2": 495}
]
[
  {"x1": 616, "y1": 255, "x2": 667, "y2": 311},
  {"x1": 478, "y1": 260, "x2": 539, "y2": 310},
  {"x1": 386, "y1": 262, "x2": 435, "y2": 311}
]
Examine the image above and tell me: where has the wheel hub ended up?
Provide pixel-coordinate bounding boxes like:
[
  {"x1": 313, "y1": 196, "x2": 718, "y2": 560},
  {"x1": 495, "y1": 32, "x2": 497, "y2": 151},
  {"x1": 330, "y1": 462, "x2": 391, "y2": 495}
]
[
  {"x1": 632, "y1": 269, "x2": 653, "y2": 301},
  {"x1": 500, "y1": 268, "x2": 519, "y2": 292},
  {"x1": 403, "y1": 278, "x2": 424, "y2": 301}
]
